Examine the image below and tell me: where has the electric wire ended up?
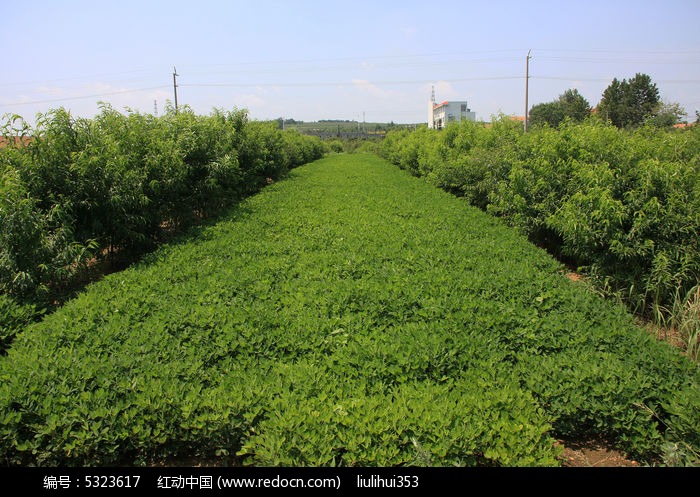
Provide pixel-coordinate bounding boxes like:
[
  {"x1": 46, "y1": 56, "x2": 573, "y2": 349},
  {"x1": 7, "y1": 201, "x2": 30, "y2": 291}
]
[{"x1": 2, "y1": 49, "x2": 698, "y2": 109}]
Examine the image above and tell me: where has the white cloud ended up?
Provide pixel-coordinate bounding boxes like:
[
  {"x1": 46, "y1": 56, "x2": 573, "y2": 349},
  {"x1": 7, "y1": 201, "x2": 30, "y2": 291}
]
[
  {"x1": 235, "y1": 93, "x2": 267, "y2": 108},
  {"x1": 351, "y1": 79, "x2": 398, "y2": 98},
  {"x1": 34, "y1": 85, "x2": 69, "y2": 97}
]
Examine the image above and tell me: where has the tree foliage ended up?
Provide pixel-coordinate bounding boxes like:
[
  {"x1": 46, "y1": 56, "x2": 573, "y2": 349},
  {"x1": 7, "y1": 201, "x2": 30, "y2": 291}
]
[
  {"x1": 598, "y1": 73, "x2": 660, "y2": 128},
  {"x1": 647, "y1": 100, "x2": 688, "y2": 128},
  {"x1": 0, "y1": 105, "x2": 326, "y2": 344},
  {"x1": 529, "y1": 89, "x2": 591, "y2": 128},
  {"x1": 380, "y1": 118, "x2": 700, "y2": 331}
]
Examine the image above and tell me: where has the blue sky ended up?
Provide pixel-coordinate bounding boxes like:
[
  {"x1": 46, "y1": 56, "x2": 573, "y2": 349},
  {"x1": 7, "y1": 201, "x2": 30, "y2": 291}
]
[{"x1": 2, "y1": 0, "x2": 699, "y2": 124}]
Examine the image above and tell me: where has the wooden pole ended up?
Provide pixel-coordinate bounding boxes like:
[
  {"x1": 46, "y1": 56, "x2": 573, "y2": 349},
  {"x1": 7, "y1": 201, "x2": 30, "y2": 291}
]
[
  {"x1": 525, "y1": 50, "x2": 531, "y2": 132},
  {"x1": 173, "y1": 67, "x2": 179, "y2": 112}
]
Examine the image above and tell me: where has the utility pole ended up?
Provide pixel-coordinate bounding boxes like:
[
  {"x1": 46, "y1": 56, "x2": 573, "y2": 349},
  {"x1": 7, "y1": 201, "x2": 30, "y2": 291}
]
[
  {"x1": 173, "y1": 66, "x2": 179, "y2": 112},
  {"x1": 524, "y1": 50, "x2": 531, "y2": 132}
]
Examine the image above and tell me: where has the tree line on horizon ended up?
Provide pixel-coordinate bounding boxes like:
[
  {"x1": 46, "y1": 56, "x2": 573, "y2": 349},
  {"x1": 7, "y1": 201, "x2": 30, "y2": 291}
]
[{"x1": 529, "y1": 73, "x2": 693, "y2": 129}]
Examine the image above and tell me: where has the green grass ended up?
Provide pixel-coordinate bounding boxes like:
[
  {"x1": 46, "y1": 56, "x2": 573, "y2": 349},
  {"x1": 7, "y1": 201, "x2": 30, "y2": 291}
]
[{"x1": 1, "y1": 153, "x2": 698, "y2": 467}]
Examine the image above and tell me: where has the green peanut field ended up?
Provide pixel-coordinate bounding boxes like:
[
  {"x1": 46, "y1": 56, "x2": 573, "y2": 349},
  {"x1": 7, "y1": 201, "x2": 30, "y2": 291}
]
[{"x1": 1, "y1": 152, "x2": 698, "y2": 467}]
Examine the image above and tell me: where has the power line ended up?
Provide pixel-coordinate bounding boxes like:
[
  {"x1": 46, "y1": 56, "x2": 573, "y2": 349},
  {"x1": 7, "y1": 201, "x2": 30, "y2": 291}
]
[
  {"x1": 536, "y1": 56, "x2": 700, "y2": 64},
  {"x1": 0, "y1": 67, "x2": 164, "y2": 88},
  {"x1": 4, "y1": 48, "x2": 696, "y2": 89},
  {"x1": 181, "y1": 76, "x2": 523, "y2": 89},
  {"x1": 532, "y1": 75, "x2": 700, "y2": 84},
  {"x1": 181, "y1": 49, "x2": 524, "y2": 68},
  {"x1": 0, "y1": 85, "x2": 170, "y2": 107}
]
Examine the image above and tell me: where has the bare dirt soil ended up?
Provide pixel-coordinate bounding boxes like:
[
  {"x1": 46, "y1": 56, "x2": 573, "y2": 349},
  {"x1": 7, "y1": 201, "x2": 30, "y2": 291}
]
[{"x1": 558, "y1": 439, "x2": 641, "y2": 467}]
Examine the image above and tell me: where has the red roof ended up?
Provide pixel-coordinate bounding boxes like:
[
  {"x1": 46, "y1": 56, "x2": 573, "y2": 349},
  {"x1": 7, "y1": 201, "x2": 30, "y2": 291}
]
[{"x1": 0, "y1": 136, "x2": 33, "y2": 148}]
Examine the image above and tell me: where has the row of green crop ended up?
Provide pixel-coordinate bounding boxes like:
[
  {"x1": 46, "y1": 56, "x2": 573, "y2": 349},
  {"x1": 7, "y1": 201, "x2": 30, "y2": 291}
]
[
  {"x1": 1, "y1": 154, "x2": 698, "y2": 466},
  {"x1": 0, "y1": 105, "x2": 326, "y2": 350},
  {"x1": 379, "y1": 118, "x2": 700, "y2": 343}
]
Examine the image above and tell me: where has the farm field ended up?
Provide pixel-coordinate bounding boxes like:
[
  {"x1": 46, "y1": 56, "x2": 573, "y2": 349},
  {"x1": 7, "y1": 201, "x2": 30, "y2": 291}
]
[
  {"x1": 379, "y1": 118, "x2": 700, "y2": 360},
  {"x1": 282, "y1": 120, "x2": 413, "y2": 134},
  {"x1": 1, "y1": 153, "x2": 698, "y2": 467}
]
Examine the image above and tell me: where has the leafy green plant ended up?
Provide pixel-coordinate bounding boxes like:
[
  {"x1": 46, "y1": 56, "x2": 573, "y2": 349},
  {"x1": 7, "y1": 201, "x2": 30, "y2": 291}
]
[
  {"x1": 0, "y1": 106, "x2": 325, "y2": 350},
  {"x1": 676, "y1": 285, "x2": 700, "y2": 363},
  {"x1": 1, "y1": 153, "x2": 697, "y2": 467},
  {"x1": 380, "y1": 118, "x2": 700, "y2": 347}
]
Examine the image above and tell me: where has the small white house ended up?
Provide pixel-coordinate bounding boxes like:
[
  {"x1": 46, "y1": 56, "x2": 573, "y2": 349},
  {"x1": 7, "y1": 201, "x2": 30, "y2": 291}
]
[{"x1": 428, "y1": 96, "x2": 476, "y2": 129}]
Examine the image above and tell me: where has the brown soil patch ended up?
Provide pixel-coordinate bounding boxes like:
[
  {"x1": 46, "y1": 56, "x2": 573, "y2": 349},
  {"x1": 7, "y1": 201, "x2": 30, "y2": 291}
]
[
  {"x1": 558, "y1": 439, "x2": 641, "y2": 467},
  {"x1": 640, "y1": 320, "x2": 687, "y2": 350}
]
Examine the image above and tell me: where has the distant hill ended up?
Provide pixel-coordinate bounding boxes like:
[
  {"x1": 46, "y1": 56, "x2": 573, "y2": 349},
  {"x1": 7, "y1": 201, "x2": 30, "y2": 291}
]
[{"x1": 279, "y1": 119, "x2": 420, "y2": 136}]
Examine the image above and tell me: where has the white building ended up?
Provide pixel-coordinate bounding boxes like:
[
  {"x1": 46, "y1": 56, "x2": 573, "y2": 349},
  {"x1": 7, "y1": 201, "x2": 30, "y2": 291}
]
[{"x1": 428, "y1": 92, "x2": 476, "y2": 129}]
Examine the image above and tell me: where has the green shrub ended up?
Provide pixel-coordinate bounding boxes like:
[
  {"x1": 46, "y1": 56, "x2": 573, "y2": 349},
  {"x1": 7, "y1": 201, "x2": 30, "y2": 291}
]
[
  {"x1": 381, "y1": 118, "x2": 700, "y2": 338},
  {"x1": 0, "y1": 106, "x2": 325, "y2": 346}
]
